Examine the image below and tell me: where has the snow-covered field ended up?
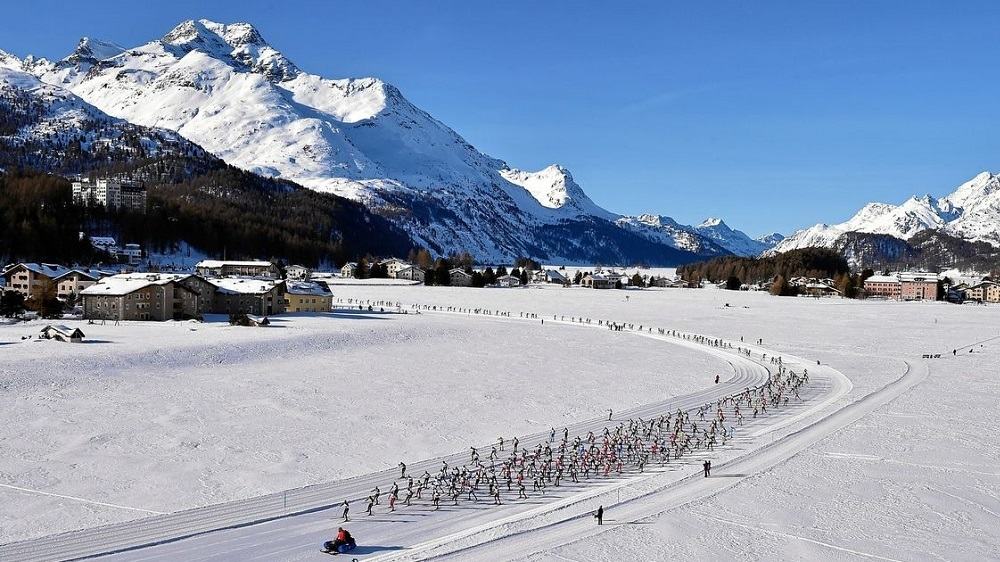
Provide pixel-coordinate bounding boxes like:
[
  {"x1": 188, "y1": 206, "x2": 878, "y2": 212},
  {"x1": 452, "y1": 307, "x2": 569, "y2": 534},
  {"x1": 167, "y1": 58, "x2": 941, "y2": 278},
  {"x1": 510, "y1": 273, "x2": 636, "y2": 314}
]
[
  {"x1": 2, "y1": 284, "x2": 999, "y2": 561},
  {"x1": 0, "y1": 307, "x2": 723, "y2": 543}
]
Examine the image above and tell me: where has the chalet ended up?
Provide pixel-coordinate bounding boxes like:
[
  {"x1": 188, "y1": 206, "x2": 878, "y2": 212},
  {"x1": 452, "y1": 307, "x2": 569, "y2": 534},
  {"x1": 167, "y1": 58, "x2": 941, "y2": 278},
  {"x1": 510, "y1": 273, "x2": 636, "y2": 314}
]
[
  {"x1": 341, "y1": 262, "x2": 358, "y2": 278},
  {"x1": 1, "y1": 263, "x2": 71, "y2": 300},
  {"x1": 582, "y1": 273, "x2": 621, "y2": 289},
  {"x1": 803, "y1": 282, "x2": 840, "y2": 297},
  {"x1": 284, "y1": 281, "x2": 333, "y2": 313},
  {"x1": 285, "y1": 265, "x2": 310, "y2": 280},
  {"x1": 81, "y1": 275, "x2": 202, "y2": 321},
  {"x1": 396, "y1": 266, "x2": 425, "y2": 282},
  {"x1": 496, "y1": 275, "x2": 521, "y2": 288},
  {"x1": 380, "y1": 258, "x2": 411, "y2": 278},
  {"x1": 39, "y1": 325, "x2": 85, "y2": 343},
  {"x1": 210, "y1": 278, "x2": 286, "y2": 316},
  {"x1": 195, "y1": 260, "x2": 278, "y2": 278},
  {"x1": 535, "y1": 269, "x2": 567, "y2": 284},
  {"x1": 449, "y1": 268, "x2": 473, "y2": 287},
  {"x1": 53, "y1": 269, "x2": 110, "y2": 299}
]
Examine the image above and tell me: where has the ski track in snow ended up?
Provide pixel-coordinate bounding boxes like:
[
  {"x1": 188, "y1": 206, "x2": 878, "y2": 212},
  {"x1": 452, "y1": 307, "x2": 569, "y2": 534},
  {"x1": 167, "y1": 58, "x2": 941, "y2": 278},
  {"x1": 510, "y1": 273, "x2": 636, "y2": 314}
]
[{"x1": 2, "y1": 300, "x2": 845, "y2": 562}]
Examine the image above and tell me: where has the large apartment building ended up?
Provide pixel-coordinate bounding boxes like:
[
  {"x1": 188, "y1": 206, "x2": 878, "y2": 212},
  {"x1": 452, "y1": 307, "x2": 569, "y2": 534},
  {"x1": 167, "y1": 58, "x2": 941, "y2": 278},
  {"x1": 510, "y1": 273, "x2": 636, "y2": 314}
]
[
  {"x1": 863, "y1": 272, "x2": 940, "y2": 301},
  {"x1": 72, "y1": 179, "x2": 147, "y2": 212}
]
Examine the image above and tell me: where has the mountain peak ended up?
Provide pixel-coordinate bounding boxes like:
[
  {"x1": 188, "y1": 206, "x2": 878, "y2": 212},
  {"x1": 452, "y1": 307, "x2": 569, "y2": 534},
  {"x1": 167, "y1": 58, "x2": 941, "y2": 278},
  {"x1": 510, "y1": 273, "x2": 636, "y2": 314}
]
[
  {"x1": 698, "y1": 217, "x2": 726, "y2": 229},
  {"x1": 63, "y1": 37, "x2": 125, "y2": 64},
  {"x1": 160, "y1": 19, "x2": 297, "y2": 81}
]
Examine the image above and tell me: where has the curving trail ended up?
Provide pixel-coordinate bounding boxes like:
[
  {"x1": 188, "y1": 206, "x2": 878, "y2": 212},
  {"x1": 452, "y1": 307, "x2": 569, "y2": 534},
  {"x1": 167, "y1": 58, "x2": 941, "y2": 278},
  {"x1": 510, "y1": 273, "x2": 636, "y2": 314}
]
[{"x1": 0, "y1": 306, "x2": 846, "y2": 562}]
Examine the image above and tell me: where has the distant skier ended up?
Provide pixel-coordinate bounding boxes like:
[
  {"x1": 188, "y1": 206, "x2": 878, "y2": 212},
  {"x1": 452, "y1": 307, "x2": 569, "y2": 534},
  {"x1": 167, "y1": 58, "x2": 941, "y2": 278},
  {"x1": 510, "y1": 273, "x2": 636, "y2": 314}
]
[
  {"x1": 341, "y1": 500, "x2": 350, "y2": 522},
  {"x1": 399, "y1": 461, "x2": 407, "y2": 479},
  {"x1": 608, "y1": 409, "x2": 613, "y2": 421},
  {"x1": 595, "y1": 505, "x2": 604, "y2": 525},
  {"x1": 715, "y1": 374, "x2": 720, "y2": 384},
  {"x1": 703, "y1": 460, "x2": 711, "y2": 477}
]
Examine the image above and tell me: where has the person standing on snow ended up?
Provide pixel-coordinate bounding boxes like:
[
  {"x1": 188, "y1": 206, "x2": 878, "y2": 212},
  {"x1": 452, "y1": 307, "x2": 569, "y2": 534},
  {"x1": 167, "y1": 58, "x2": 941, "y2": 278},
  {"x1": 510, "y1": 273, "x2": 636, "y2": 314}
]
[
  {"x1": 595, "y1": 505, "x2": 604, "y2": 525},
  {"x1": 341, "y1": 500, "x2": 350, "y2": 522},
  {"x1": 703, "y1": 460, "x2": 711, "y2": 477}
]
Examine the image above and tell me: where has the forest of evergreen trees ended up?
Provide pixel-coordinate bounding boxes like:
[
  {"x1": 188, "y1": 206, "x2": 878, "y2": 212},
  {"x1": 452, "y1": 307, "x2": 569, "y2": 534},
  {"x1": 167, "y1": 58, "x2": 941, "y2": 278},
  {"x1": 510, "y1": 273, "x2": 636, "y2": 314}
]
[
  {"x1": 0, "y1": 166, "x2": 414, "y2": 267},
  {"x1": 678, "y1": 248, "x2": 851, "y2": 285}
]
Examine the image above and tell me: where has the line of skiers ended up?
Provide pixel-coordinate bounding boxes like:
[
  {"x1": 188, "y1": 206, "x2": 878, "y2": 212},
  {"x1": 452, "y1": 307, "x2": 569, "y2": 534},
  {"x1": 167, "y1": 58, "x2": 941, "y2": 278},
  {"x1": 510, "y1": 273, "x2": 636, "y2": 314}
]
[{"x1": 341, "y1": 369, "x2": 810, "y2": 519}]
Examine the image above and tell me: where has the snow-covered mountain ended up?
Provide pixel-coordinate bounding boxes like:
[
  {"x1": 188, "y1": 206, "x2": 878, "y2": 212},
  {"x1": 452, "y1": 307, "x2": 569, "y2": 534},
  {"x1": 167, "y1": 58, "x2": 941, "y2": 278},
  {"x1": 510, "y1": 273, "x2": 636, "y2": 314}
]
[
  {"x1": 0, "y1": 64, "x2": 201, "y2": 171},
  {"x1": 770, "y1": 172, "x2": 1000, "y2": 256},
  {"x1": 3, "y1": 19, "x2": 757, "y2": 265},
  {"x1": 692, "y1": 218, "x2": 778, "y2": 256},
  {"x1": 616, "y1": 215, "x2": 782, "y2": 257}
]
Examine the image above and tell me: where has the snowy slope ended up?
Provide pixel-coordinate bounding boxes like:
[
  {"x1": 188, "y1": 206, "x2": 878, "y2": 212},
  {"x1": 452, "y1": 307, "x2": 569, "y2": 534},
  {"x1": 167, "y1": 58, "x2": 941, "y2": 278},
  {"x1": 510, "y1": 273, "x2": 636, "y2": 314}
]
[
  {"x1": 616, "y1": 214, "x2": 731, "y2": 257},
  {"x1": 692, "y1": 217, "x2": 776, "y2": 256},
  {"x1": 9, "y1": 19, "x2": 750, "y2": 265},
  {"x1": 770, "y1": 171, "x2": 1000, "y2": 254},
  {"x1": 0, "y1": 65, "x2": 199, "y2": 167}
]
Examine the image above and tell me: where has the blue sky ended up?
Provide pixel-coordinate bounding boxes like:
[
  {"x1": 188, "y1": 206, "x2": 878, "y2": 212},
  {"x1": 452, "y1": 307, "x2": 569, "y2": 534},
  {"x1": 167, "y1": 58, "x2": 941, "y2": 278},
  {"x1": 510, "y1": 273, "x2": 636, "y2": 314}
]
[{"x1": 3, "y1": 1, "x2": 998, "y2": 237}]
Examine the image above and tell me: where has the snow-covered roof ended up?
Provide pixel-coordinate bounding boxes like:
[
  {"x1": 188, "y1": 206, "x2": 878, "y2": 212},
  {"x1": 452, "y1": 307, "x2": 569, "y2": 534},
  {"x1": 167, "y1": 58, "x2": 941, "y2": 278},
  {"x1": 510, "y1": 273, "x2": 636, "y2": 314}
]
[
  {"x1": 449, "y1": 268, "x2": 472, "y2": 277},
  {"x1": 89, "y1": 236, "x2": 117, "y2": 246},
  {"x1": 196, "y1": 260, "x2": 273, "y2": 268},
  {"x1": 2, "y1": 262, "x2": 72, "y2": 279},
  {"x1": 209, "y1": 278, "x2": 283, "y2": 295},
  {"x1": 80, "y1": 275, "x2": 178, "y2": 296},
  {"x1": 285, "y1": 281, "x2": 332, "y2": 296},
  {"x1": 864, "y1": 275, "x2": 899, "y2": 284},
  {"x1": 898, "y1": 272, "x2": 939, "y2": 283},
  {"x1": 53, "y1": 268, "x2": 112, "y2": 281},
  {"x1": 41, "y1": 324, "x2": 85, "y2": 338}
]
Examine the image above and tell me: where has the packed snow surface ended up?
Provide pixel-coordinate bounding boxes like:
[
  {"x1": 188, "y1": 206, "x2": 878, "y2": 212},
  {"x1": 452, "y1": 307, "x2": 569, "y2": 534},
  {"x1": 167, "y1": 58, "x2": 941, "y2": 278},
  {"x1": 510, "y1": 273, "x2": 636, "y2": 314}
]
[
  {"x1": 0, "y1": 309, "x2": 723, "y2": 543},
  {"x1": 2, "y1": 285, "x2": 998, "y2": 562}
]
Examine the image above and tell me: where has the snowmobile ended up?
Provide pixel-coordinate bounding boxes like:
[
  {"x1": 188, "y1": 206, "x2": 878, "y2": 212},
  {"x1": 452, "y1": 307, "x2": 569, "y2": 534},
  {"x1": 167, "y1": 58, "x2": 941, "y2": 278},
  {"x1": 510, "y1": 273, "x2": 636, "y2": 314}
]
[{"x1": 322, "y1": 536, "x2": 357, "y2": 555}]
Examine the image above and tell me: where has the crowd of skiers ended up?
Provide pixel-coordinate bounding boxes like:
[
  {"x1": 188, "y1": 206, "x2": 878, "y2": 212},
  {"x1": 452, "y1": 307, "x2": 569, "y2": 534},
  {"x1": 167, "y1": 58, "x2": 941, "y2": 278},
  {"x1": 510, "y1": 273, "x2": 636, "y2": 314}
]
[{"x1": 329, "y1": 297, "x2": 814, "y2": 522}]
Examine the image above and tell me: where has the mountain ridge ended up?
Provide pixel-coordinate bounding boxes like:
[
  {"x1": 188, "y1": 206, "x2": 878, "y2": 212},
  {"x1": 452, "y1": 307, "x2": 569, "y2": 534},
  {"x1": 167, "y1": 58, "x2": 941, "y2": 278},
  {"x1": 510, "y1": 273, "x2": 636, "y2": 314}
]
[{"x1": 5, "y1": 19, "x2": 768, "y2": 265}]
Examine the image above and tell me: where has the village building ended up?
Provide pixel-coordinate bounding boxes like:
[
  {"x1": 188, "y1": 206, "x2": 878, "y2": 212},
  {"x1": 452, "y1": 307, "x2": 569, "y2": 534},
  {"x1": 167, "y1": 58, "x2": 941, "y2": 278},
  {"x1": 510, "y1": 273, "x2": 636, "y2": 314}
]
[
  {"x1": 863, "y1": 272, "x2": 940, "y2": 301},
  {"x1": 195, "y1": 260, "x2": 278, "y2": 278},
  {"x1": 803, "y1": 282, "x2": 840, "y2": 297},
  {"x1": 340, "y1": 262, "x2": 358, "y2": 278},
  {"x1": 863, "y1": 274, "x2": 902, "y2": 299},
  {"x1": 53, "y1": 269, "x2": 109, "y2": 300},
  {"x1": 899, "y1": 272, "x2": 940, "y2": 301},
  {"x1": 284, "y1": 281, "x2": 333, "y2": 313},
  {"x1": 121, "y1": 243, "x2": 143, "y2": 265},
  {"x1": 72, "y1": 179, "x2": 147, "y2": 212},
  {"x1": 963, "y1": 281, "x2": 1000, "y2": 303},
  {"x1": 496, "y1": 274, "x2": 521, "y2": 288},
  {"x1": 285, "y1": 265, "x2": 310, "y2": 280},
  {"x1": 380, "y1": 258, "x2": 412, "y2": 278},
  {"x1": 87, "y1": 235, "x2": 118, "y2": 254},
  {"x1": 112, "y1": 273, "x2": 217, "y2": 315},
  {"x1": 81, "y1": 275, "x2": 202, "y2": 321},
  {"x1": 396, "y1": 266, "x2": 425, "y2": 282},
  {"x1": 1, "y1": 263, "x2": 71, "y2": 300},
  {"x1": 209, "y1": 278, "x2": 286, "y2": 316},
  {"x1": 582, "y1": 272, "x2": 622, "y2": 289},
  {"x1": 534, "y1": 269, "x2": 567, "y2": 284},
  {"x1": 39, "y1": 325, "x2": 85, "y2": 343},
  {"x1": 449, "y1": 268, "x2": 473, "y2": 287}
]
